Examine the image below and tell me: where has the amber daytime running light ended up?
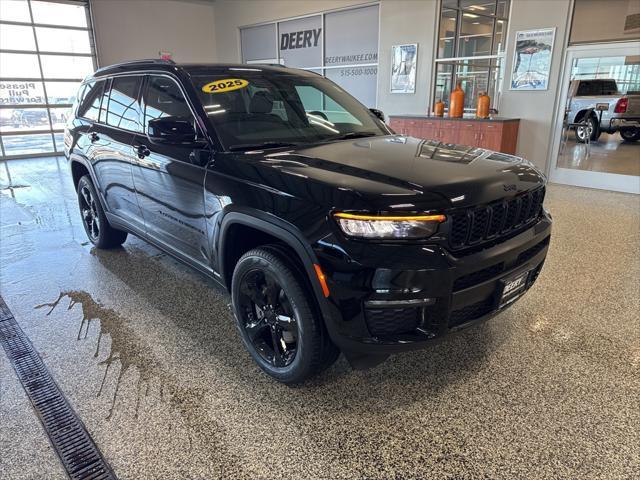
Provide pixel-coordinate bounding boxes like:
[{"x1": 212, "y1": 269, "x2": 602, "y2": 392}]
[{"x1": 333, "y1": 212, "x2": 446, "y2": 239}]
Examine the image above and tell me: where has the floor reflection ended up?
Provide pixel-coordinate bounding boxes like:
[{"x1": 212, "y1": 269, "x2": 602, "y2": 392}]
[{"x1": 557, "y1": 131, "x2": 640, "y2": 176}]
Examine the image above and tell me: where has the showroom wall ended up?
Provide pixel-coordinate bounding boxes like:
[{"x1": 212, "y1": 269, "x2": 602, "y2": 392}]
[
  {"x1": 90, "y1": 0, "x2": 216, "y2": 66},
  {"x1": 500, "y1": 0, "x2": 573, "y2": 170},
  {"x1": 213, "y1": 0, "x2": 437, "y2": 118}
]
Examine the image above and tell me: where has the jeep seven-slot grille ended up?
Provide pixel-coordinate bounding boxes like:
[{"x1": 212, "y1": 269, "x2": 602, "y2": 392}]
[{"x1": 449, "y1": 187, "x2": 545, "y2": 250}]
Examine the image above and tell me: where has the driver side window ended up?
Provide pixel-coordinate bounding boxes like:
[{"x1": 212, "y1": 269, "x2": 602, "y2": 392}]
[{"x1": 143, "y1": 76, "x2": 196, "y2": 132}]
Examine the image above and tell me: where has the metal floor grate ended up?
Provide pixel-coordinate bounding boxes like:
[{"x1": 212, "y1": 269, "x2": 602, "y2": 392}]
[{"x1": 0, "y1": 297, "x2": 117, "y2": 480}]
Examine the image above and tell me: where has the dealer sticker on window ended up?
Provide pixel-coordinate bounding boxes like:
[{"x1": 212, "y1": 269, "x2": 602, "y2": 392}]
[{"x1": 201, "y1": 79, "x2": 248, "y2": 94}]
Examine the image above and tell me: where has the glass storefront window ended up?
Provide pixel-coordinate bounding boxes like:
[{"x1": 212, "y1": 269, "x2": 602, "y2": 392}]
[
  {"x1": 0, "y1": 107, "x2": 50, "y2": 132},
  {"x1": 434, "y1": 0, "x2": 510, "y2": 113},
  {"x1": 35, "y1": 27, "x2": 92, "y2": 54},
  {"x1": 30, "y1": 0, "x2": 88, "y2": 27},
  {"x1": 0, "y1": 53, "x2": 41, "y2": 78},
  {"x1": 439, "y1": 9, "x2": 457, "y2": 58},
  {"x1": 0, "y1": 23, "x2": 36, "y2": 51},
  {"x1": 2, "y1": 133, "x2": 54, "y2": 156},
  {"x1": 0, "y1": 1, "x2": 95, "y2": 157},
  {"x1": 0, "y1": 81, "x2": 46, "y2": 105},
  {"x1": 0, "y1": 0, "x2": 31, "y2": 23}
]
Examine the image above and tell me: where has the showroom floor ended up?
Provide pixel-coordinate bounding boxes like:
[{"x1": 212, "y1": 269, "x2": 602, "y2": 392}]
[
  {"x1": 1, "y1": 157, "x2": 639, "y2": 480},
  {"x1": 557, "y1": 131, "x2": 640, "y2": 177}
]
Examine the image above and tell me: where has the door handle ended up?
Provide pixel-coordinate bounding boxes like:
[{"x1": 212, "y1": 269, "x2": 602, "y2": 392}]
[
  {"x1": 89, "y1": 132, "x2": 99, "y2": 142},
  {"x1": 134, "y1": 144, "x2": 150, "y2": 159}
]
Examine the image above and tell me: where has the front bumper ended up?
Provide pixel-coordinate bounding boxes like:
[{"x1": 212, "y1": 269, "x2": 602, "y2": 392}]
[{"x1": 316, "y1": 211, "x2": 552, "y2": 355}]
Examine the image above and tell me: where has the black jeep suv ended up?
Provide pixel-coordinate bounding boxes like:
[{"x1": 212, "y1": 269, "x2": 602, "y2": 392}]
[{"x1": 64, "y1": 59, "x2": 551, "y2": 383}]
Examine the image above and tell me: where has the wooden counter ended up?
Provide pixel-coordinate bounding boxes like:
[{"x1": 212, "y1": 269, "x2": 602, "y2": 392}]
[{"x1": 388, "y1": 115, "x2": 520, "y2": 154}]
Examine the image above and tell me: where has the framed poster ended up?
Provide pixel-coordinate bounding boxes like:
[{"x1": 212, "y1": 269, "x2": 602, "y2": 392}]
[
  {"x1": 510, "y1": 28, "x2": 556, "y2": 91},
  {"x1": 390, "y1": 44, "x2": 417, "y2": 94}
]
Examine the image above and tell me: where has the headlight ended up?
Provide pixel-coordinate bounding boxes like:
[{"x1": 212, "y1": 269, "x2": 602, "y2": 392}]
[{"x1": 334, "y1": 212, "x2": 446, "y2": 239}]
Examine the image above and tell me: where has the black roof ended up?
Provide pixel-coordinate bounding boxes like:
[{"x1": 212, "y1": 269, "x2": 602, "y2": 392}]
[{"x1": 91, "y1": 59, "x2": 313, "y2": 79}]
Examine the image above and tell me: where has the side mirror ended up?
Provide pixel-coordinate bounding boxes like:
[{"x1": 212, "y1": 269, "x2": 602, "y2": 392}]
[
  {"x1": 147, "y1": 117, "x2": 197, "y2": 144},
  {"x1": 369, "y1": 108, "x2": 385, "y2": 122}
]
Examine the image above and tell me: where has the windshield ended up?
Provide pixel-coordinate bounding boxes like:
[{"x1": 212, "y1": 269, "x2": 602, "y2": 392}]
[{"x1": 190, "y1": 69, "x2": 387, "y2": 150}]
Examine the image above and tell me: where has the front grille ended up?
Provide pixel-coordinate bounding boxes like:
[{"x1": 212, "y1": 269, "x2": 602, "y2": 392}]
[
  {"x1": 365, "y1": 307, "x2": 420, "y2": 336},
  {"x1": 448, "y1": 187, "x2": 545, "y2": 250}
]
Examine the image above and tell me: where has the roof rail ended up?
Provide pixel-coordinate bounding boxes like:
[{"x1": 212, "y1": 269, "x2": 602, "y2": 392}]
[{"x1": 94, "y1": 58, "x2": 176, "y2": 74}]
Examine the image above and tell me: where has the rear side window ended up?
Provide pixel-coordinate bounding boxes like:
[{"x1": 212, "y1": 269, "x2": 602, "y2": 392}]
[
  {"x1": 143, "y1": 75, "x2": 195, "y2": 129},
  {"x1": 105, "y1": 76, "x2": 142, "y2": 132},
  {"x1": 77, "y1": 80, "x2": 105, "y2": 121}
]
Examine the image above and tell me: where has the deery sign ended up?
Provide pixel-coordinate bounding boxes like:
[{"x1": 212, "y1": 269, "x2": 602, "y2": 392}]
[{"x1": 280, "y1": 28, "x2": 321, "y2": 50}]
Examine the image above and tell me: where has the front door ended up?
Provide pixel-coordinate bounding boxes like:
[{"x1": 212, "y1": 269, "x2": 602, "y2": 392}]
[
  {"x1": 131, "y1": 74, "x2": 211, "y2": 270},
  {"x1": 548, "y1": 41, "x2": 640, "y2": 194}
]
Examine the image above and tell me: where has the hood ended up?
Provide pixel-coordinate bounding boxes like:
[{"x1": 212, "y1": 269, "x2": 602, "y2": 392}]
[{"x1": 225, "y1": 135, "x2": 545, "y2": 211}]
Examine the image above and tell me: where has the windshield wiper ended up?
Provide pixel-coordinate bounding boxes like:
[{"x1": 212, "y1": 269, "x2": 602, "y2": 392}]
[
  {"x1": 227, "y1": 141, "x2": 300, "y2": 152},
  {"x1": 330, "y1": 132, "x2": 379, "y2": 141}
]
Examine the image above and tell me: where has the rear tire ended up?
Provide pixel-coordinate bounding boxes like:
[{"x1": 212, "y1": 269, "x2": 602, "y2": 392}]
[
  {"x1": 620, "y1": 128, "x2": 640, "y2": 142},
  {"x1": 575, "y1": 115, "x2": 599, "y2": 143},
  {"x1": 231, "y1": 246, "x2": 337, "y2": 383},
  {"x1": 77, "y1": 175, "x2": 127, "y2": 249}
]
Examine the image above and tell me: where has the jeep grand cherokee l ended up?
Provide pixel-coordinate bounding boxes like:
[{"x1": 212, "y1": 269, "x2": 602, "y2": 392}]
[{"x1": 64, "y1": 60, "x2": 552, "y2": 383}]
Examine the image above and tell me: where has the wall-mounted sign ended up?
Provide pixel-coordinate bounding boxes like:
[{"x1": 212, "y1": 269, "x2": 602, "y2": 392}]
[
  {"x1": 390, "y1": 44, "x2": 417, "y2": 94},
  {"x1": 159, "y1": 51, "x2": 172, "y2": 60},
  {"x1": 510, "y1": 28, "x2": 556, "y2": 91},
  {"x1": 278, "y1": 15, "x2": 322, "y2": 68}
]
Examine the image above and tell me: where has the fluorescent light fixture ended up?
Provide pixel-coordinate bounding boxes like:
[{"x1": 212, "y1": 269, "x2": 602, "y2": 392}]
[
  {"x1": 204, "y1": 104, "x2": 221, "y2": 109},
  {"x1": 463, "y1": 13, "x2": 479, "y2": 18},
  {"x1": 207, "y1": 109, "x2": 226, "y2": 115}
]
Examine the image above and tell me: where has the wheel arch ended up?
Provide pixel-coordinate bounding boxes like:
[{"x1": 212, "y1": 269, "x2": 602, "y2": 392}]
[
  {"x1": 574, "y1": 108, "x2": 597, "y2": 123},
  {"x1": 218, "y1": 211, "x2": 331, "y2": 321},
  {"x1": 68, "y1": 154, "x2": 110, "y2": 213}
]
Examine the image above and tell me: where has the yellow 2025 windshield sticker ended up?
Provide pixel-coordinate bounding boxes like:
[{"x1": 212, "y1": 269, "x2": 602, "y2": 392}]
[{"x1": 201, "y1": 79, "x2": 248, "y2": 94}]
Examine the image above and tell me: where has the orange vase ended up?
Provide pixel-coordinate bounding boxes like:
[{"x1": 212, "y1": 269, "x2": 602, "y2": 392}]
[
  {"x1": 476, "y1": 92, "x2": 490, "y2": 119},
  {"x1": 449, "y1": 82, "x2": 465, "y2": 118},
  {"x1": 434, "y1": 100, "x2": 445, "y2": 117}
]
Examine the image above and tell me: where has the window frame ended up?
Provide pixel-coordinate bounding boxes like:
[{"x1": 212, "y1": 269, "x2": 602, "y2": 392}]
[
  {"x1": 141, "y1": 73, "x2": 205, "y2": 143},
  {"x1": 104, "y1": 74, "x2": 144, "y2": 133},
  {"x1": 0, "y1": 0, "x2": 97, "y2": 159},
  {"x1": 432, "y1": 0, "x2": 511, "y2": 114}
]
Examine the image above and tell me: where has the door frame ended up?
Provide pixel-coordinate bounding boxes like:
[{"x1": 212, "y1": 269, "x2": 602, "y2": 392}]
[{"x1": 547, "y1": 40, "x2": 640, "y2": 194}]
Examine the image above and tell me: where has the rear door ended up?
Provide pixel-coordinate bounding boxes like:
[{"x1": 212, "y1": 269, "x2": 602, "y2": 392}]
[
  {"x1": 90, "y1": 75, "x2": 145, "y2": 231},
  {"x1": 131, "y1": 74, "x2": 211, "y2": 269}
]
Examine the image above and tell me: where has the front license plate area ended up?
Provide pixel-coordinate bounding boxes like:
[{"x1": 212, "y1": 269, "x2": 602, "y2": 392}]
[{"x1": 498, "y1": 270, "x2": 529, "y2": 308}]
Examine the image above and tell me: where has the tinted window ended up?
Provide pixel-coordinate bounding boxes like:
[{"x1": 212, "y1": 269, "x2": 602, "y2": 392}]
[
  {"x1": 106, "y1": 76, "x2": 142, "y2": 131},
  {"x1": 77, "y1": 80, "x2": 104, "y2": 121},
  {"x1": 577, "y1": 80, "x2": 619, "y2": 96},
  {"x1": 143, "y1": 75, "x2": 195, "y2": 130}
]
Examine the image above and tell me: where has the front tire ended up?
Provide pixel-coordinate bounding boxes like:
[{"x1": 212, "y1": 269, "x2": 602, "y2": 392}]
[
  {"x1": 77, "y1": 175, "x2": 127, "y2": 249},
  {"x1": 620, "y1": 128, "x2": 640, "y2": 142},
  {"x1": 231, "y1": 246, "x2": 337, "y2": 383}
]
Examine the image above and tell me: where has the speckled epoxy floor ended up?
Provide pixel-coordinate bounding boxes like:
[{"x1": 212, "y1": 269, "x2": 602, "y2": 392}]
[{"x1": 1, "y1": 157, "x2": 639, "y2": 480}]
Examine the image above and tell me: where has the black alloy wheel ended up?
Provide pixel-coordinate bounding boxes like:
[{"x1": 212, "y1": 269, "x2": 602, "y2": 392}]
[
  {"x1": 237, "y1": 268, "x2": 299, "y2": 368},
  {"x1": 231, "y1": 246, "x2": 338, "y2": 383},
  {"x1": 76, "y1": 175, "x2": 127, "y2": 249},
  {"x1": 79, "y1": 183, "x2": 100, "y2": 242}
]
